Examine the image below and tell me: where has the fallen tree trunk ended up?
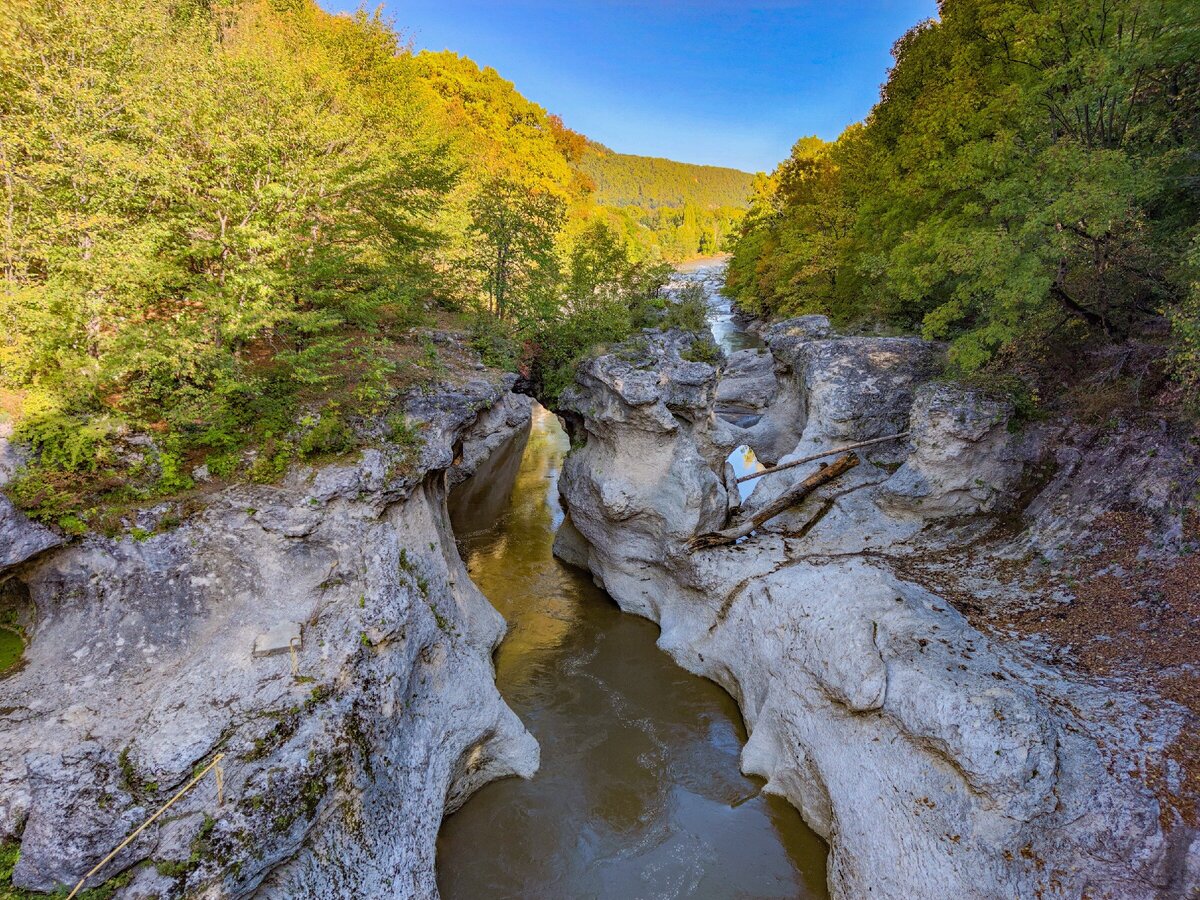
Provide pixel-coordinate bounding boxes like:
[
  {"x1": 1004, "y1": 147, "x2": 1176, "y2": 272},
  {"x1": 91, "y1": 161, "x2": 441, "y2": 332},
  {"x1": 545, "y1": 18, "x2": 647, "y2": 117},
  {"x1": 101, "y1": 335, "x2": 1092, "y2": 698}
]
[
  {"x1": 735, "y1": 432, "x2": 908, "y2": 484},
  {"x1": 689, "y1": 452, "x2": 860, "y2": 551}
]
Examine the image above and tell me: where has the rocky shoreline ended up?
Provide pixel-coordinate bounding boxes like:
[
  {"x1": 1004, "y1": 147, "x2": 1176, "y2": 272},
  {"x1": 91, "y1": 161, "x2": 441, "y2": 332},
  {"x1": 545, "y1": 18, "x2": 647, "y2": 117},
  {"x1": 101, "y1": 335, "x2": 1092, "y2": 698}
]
[
  {"x1": 552, "y1": 319, "x2": 1200, "y2": 898},
  {"x1": 0, "y1": 374, "x2": 536, "y2": 897}
]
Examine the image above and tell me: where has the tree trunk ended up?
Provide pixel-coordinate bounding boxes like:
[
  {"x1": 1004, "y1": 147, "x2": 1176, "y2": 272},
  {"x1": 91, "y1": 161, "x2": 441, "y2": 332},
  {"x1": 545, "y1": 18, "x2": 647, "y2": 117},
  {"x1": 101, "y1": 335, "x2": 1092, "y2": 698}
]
[
  {"x1": 735, "y1": 432, "x2": 908, "y2": 484},
  {"x1": 688, "y1": 453, "x2": 860, "y2": 551},
  {"x1": 723, "y1": 460, "x2": 741, "y2": 519}
]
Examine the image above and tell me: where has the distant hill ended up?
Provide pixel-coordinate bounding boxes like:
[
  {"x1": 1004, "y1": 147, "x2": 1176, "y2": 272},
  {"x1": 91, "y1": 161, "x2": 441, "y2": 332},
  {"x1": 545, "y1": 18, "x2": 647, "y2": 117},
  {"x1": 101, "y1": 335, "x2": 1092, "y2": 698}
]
[{"x1": 579, "y1": 142, "x2": 754, "y2": 211}]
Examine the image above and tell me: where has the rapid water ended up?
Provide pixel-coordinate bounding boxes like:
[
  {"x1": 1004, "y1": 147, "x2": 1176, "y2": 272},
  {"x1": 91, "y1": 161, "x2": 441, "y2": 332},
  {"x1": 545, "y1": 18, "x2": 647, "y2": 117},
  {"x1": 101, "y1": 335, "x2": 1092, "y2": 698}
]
[
  {"x1": 673, "y1": 258, "x2": 765, "y2": 355},
  {"x1": 675, "y1": 258, "x2": 770, "y2": 480}
]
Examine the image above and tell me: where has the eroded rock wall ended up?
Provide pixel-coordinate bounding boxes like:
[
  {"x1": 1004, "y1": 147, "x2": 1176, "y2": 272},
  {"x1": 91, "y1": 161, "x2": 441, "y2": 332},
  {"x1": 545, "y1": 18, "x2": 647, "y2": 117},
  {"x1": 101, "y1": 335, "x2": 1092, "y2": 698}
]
[
  {"x1": 0, "y1": 383, "x2": 535, "y2": 898},
  {"x1": 554, "y1": 325, "x2": 1192, "y2": 899}
]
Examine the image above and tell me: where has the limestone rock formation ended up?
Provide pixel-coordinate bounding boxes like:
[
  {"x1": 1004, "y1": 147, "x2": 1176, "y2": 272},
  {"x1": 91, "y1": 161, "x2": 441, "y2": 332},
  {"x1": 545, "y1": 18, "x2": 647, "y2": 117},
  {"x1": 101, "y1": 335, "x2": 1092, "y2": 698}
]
[
  {"x1": 715, "y1": 348, "x2": 777, "y2": 414},
  {"x1": 0, "y1": 495, "x2": 63, "y2": 572},
  {"x1": 879, "y1": 382, "x2": 1023, "y2": 518},
  {"x1": 554, "y1": 321, "x2": 1194, "y2": 899},
  {"x1": 0, "y1": 377, "x2": 536, "y2": 898}
]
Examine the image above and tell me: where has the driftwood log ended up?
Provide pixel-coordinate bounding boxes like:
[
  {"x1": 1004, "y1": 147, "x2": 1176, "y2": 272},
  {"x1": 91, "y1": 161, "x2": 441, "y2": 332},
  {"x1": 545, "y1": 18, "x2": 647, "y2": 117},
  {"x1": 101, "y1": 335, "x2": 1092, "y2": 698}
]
[
  {"x1": 735, "y1": 432, "x2": 908, "y2": 484},
  {"x1": 688, "y1": 452, "x2": 860, "y2": 551}
]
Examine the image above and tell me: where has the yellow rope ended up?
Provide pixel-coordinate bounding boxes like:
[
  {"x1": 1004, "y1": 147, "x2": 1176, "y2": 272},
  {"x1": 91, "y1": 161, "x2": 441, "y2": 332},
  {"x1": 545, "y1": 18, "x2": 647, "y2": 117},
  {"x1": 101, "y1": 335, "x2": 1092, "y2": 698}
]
[{"x1": 65, "y1": 753, "x2": 225, "y2": 900}]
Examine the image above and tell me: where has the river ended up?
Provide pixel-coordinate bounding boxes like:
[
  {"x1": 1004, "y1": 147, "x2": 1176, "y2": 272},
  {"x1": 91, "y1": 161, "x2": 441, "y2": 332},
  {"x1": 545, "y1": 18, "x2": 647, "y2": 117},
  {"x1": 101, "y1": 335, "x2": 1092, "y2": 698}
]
[
  {"x1": 674, "y1": 257, "x2": 765, "y2": 355},
  {"x1": 436, "y1": 263, "x2": 825, "y2": 899}
]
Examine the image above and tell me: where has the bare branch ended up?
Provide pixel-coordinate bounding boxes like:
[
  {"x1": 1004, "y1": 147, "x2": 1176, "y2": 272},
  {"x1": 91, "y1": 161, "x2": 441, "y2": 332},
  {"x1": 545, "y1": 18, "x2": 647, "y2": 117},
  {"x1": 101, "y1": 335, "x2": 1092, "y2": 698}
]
[{"x1": 689, "y1": 454, "x2": 861, "y2": 551}]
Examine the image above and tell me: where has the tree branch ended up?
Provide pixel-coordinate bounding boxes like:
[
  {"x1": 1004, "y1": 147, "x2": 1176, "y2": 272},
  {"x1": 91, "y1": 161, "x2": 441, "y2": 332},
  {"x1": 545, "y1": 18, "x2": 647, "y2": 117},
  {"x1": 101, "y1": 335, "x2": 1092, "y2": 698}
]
[
  {"x1": 688, "y1": 453, "x2": 860, "y2": 551},
  {"x1": 735, "y1": 432, "x2": 910, "y2": 484}
]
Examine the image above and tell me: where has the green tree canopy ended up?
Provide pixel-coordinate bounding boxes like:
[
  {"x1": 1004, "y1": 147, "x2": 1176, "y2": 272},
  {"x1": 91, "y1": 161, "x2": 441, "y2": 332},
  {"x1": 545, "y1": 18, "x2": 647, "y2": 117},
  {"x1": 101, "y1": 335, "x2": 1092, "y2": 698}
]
[
  {"x1": 727, "y1": 0, "x2": 1200, "y2": 380},
  {"x1": 0, "y1": 0, "x2": 696, "y2": 528}
]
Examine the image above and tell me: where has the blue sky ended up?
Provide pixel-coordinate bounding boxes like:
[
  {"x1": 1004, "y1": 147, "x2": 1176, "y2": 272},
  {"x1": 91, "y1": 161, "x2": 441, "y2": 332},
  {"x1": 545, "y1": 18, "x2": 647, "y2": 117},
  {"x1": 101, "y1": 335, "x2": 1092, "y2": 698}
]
[{"x1": 317, "y1": 1, "x2": 937, "y2": 173}]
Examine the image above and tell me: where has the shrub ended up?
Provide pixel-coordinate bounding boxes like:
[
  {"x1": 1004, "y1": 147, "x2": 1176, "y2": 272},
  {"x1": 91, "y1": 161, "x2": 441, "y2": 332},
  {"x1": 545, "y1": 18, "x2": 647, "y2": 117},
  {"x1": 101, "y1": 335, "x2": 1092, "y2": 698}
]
[
  {"x1": 298, "y1": 408, "x2": 354, "y2": 458},
  {"x1": 534, "y1": 295, "x2": 635, "y2": 402},
  {"x1": 386, "y1": 414, "x2": 422, "y2": 451},
  {"x1": 1170, "y1": 239, "x2": 1200, "y2": 403},
  {"x1": 469, "y1": 314, "x2": 521, "y2": 370},
  {"x1": 681, "y1": 338, "x2": 721, "y2": 364},
  {"x1": 14, "y1": 402, "x2": 116, "y2": 475},
  {"x1": 661, "y1": 281, "x2": 709, "y2": 332}
]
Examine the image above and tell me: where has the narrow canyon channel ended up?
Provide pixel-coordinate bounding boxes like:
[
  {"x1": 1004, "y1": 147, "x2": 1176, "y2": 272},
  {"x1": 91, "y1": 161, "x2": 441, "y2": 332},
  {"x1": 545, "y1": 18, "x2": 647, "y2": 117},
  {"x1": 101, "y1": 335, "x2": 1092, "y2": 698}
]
[{"x1": 437, "y1": 263, "x2": 826, "y2": 899}]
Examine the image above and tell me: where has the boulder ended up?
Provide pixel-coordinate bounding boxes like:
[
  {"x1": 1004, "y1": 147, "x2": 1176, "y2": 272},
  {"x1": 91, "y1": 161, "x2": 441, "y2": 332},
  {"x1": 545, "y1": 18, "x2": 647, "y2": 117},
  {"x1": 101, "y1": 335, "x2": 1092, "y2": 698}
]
[
  {"x1": 880, "y1": 383, "x2": 1022, "y2": 518},
  {"x1": 760, "y1": 315, "x2": 835, "y2": 359},
  {"x1": 715, "y1": 348, "x2": 778, "y2": 412}
]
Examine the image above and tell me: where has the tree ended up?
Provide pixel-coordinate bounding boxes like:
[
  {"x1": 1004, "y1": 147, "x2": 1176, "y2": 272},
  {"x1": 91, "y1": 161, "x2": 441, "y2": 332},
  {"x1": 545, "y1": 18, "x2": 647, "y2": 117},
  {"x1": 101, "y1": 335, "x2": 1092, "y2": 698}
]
[
  {"x1": 568, "y1": 220, "x2": 631, "y2": 300},
  {"x1": 0, "y1": 0, "x2": 459, "y2": 512},
  {"x1": 468, "y1": 178, "x2": 564, "y2": 320},
  {"x1": 727, "y1": 0, "x2": 1200, "y2": 376}
]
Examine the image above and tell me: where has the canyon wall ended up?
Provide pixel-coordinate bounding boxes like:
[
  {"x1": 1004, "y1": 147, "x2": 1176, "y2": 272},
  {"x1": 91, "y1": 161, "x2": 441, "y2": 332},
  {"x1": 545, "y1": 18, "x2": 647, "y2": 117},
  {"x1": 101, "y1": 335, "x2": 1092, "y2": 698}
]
[
  {"x1": 0, "y1": 378, "x2": 535, "y2": 898},
  {"x1": 554, "y1": 323, "x2": 1199, "y2": 898}
]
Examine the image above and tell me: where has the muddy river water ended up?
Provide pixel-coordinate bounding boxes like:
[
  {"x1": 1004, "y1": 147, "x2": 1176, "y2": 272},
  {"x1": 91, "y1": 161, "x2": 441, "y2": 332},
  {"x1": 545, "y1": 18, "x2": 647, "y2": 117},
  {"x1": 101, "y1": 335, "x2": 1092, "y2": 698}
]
[{"x1": 437, "y1": 264, "x2": 827, "y2": 899}]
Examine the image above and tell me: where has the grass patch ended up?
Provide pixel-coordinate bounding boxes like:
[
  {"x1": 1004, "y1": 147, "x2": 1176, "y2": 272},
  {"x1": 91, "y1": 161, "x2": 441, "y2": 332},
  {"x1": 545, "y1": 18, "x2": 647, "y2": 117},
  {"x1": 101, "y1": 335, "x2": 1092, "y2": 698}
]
[
  {"x1": 0, "y1": 628, "x2": 25, "y2": 675},
  {"x1": 681, "y1": 338, "x2": 721, "y2": 364}
]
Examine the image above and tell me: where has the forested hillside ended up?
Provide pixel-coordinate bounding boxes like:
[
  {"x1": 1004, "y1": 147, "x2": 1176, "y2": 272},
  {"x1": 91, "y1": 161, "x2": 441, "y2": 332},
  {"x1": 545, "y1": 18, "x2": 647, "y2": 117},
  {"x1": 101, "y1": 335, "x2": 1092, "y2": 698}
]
[
  {"x1": 580, "y1": 144, "x2": 753, "y2": 210},
  {"x1": 0, "y1": 0, "x2": 699, "y2": 532},
  {"x1": 726, "y1": 0, "x2": 1200, "y2": 400},
  {"x1": 578, "y1": 143, "x2": 752, "y2": 260}
]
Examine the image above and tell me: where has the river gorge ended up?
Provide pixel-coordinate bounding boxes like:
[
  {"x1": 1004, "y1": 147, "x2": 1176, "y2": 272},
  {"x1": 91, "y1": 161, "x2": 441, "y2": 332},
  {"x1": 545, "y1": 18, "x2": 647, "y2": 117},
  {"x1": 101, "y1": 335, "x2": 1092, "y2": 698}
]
[
  {"x1": 436, "y1": 262, "x2": 825, "y2": 895},
  {"x1": 1, "y1": 262, "x2": 1197, "y2": 898},
  {"x1": 438, "y1": 401, "x2": 826, "y2": 898}
]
